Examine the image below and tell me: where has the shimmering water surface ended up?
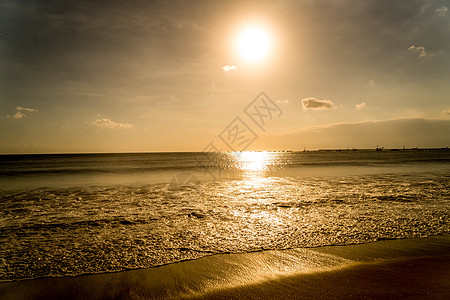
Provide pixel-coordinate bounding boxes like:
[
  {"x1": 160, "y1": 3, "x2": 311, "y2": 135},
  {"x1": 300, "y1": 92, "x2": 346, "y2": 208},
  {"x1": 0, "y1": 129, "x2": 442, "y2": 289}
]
[{"x1": 0, "y1": 150, "x2": 449, "y2": 281}]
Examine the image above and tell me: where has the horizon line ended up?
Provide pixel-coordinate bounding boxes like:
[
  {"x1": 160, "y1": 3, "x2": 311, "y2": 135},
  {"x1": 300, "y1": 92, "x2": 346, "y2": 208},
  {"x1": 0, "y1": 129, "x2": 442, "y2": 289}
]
[{"x1": 0, "y1": 146, "x2": 448, "y2": 156}]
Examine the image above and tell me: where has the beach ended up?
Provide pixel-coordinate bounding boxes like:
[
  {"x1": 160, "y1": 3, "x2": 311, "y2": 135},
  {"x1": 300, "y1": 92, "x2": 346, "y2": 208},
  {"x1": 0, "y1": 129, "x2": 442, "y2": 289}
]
[
  {"x1": 0, "y1": 234, "x2": 449, "y2": 299},
  {"x1": 3, "y1": 0, "x2": 450, "y2": 297},
  {"x1": 198, "y1": 255, "x2": 450, "y2": 299},
  {"x1": 0, "y1": 151, "x2": 449, "y2": 298}
]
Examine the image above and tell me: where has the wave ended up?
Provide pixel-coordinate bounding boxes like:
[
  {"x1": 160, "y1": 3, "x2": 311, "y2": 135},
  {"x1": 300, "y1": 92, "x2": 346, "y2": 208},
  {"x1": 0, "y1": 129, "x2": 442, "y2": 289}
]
[
  {"x1": 0, "y1": 217, "x2": 158, "y2": 234},
  {"x1": 1, "y1": 151, "x2": 449, "y2": 178},
  {"x1": 0, "y1": 164, "x2": 449, "y2": 282}
]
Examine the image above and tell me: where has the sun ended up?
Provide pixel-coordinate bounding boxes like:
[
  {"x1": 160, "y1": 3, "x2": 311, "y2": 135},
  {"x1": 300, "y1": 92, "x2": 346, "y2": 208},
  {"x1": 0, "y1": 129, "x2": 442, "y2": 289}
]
[{"x1": 235, "y1": 25, "x2": 272, "y2": 63}]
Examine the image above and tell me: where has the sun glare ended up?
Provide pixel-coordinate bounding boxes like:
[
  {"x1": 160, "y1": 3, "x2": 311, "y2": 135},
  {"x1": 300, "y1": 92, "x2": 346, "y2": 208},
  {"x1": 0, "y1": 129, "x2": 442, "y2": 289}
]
[
  {"x1": 235, "y1": 151, "x2": 270, "y2": 172},
  {"x1": 235, "y1": 26, "x2": 272, "y2": 63}
]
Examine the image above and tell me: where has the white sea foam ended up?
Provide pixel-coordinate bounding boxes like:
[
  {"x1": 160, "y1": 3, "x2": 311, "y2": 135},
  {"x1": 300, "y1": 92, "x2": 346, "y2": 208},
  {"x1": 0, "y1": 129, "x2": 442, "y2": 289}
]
[{"x1": 0, "y1": 151, "x2": 449, "y2": 281}]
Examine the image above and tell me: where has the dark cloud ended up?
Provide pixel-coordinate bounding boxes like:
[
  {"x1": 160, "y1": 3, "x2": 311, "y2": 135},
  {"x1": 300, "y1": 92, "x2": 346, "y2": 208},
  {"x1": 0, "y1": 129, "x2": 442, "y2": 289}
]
[{"x1": 288, "y1": 0, "x2": 450, "y2": 83}]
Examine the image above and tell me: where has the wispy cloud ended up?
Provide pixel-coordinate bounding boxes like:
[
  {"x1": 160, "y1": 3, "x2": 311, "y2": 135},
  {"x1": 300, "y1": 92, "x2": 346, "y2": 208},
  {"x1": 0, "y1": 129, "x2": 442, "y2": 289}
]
[
  {"x1": 6, "y1": 106, "x2": 38, "y2": 119},
  {"x1": 276, "y1": 99, "x2": 290, "y2": 104},
  {"x1": 436, "y1": 6, "x2": 448, "y2": 17},
  {"x1": 408, "y1": 45, "x2": 433, "y2": 58},
  {"x1": 301, "y1": 97, "x2": 335, "y2": 110},
  {"x1": 90, "y1": 118, "x2": 134, "y2": 129},
  {"x1": 355, "y1": 102, "x2": 366, "y2": 109},
  {"x1": 17, "y1": 106, "x2": 38, "y2": 112},
  {"x1": 222, "y1": 65, "x2": 237, "y2": 72}
]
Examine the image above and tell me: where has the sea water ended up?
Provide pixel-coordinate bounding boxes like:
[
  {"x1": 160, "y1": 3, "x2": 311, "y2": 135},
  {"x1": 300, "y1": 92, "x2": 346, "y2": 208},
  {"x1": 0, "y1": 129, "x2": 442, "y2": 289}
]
[{"x1": 0, "y1": 150, "x2": 449, "y2": 281}]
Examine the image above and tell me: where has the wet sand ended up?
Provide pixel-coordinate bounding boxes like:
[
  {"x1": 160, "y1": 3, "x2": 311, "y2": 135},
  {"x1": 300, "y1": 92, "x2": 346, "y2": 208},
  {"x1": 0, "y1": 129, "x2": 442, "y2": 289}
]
[
  {"x1": 194, "y1": 256, "x2": 450, "y2": 299},
  {"x1": 1, "y1": 235, "x2": 449, "y2": 299}
]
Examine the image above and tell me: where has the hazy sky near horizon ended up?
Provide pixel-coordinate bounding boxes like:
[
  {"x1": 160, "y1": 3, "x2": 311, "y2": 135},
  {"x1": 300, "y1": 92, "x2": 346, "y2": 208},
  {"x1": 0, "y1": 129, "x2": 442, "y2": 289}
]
[{"x1": 1, "y1": 0, "x2": 449, "y2": 153}]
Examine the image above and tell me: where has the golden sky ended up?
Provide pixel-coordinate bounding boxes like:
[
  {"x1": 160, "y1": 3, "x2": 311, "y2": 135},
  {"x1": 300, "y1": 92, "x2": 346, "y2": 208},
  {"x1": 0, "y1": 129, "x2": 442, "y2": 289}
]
[{"x1": 1, "y1": 0, "x2": 449, "y2": 153}]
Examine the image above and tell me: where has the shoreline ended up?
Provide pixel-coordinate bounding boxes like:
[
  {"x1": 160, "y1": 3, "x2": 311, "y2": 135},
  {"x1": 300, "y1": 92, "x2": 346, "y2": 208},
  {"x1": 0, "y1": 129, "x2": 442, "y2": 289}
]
[
  {"x1": 195, "y1": 255, "x2": 450, "y2": 299},
  {"x1": 1, "y1": 234, "x2": 449, "y2": 299}
]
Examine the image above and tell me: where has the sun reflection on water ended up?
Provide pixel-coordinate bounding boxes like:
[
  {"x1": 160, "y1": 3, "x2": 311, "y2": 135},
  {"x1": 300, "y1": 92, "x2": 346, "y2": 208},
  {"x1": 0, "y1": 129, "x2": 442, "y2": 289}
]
[
  {"x1": 222, "y1": 151, "x2": 288, "y2": 183},
  {"x1": 234, "y1": 151, "x2": 271, "y2": 172}
]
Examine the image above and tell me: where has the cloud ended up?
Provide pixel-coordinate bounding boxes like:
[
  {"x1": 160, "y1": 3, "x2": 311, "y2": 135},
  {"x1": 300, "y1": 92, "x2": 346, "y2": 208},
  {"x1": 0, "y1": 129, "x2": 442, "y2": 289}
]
[
  {"x1": 355, "y1": 102, "x2": 366, "y2": 109},
  {"x1": 436, "y1": 6, "x2": 448, "y2": 17},
  {"x1": 301, "y1": 97, "x2": 335, "y2": 110},
  {"x1": 90, "y1": 118, "x2": 134, "y2": 129},
  {"x1": 276, "y1": 99, "x2": 290, "y2": 104},
  {"x1": 408, "y1": 45, "x2": 433, "y2": 58},
  {"x1": 7, "y1": 111, "x2": 25, "y2": 119},
  {"x1": 6, "y1": 106, "x2": 38, "y2": 119},
  {"x1": 222, "y1": 65, "x2": 237, "y2": 72},
  {"x1": 257, "y1": 118, "x2": 450, "y2": 150},
  {"x1": 16, "y1": 106, "x2": 38, "y2": 112}
]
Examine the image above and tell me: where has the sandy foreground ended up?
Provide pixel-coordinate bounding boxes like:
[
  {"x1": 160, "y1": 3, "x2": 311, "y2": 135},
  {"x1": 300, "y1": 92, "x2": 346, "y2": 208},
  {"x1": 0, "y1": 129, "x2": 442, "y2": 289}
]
[{"x1": 1, "y1": 235, "x2": 449, "y2": 299}]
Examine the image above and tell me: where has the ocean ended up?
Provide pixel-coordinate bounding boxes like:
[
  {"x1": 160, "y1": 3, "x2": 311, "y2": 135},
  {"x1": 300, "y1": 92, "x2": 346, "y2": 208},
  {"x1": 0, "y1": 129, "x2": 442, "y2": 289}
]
[{"x1": 0, "y1": 150, "x2": 449, "y2": 282}]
